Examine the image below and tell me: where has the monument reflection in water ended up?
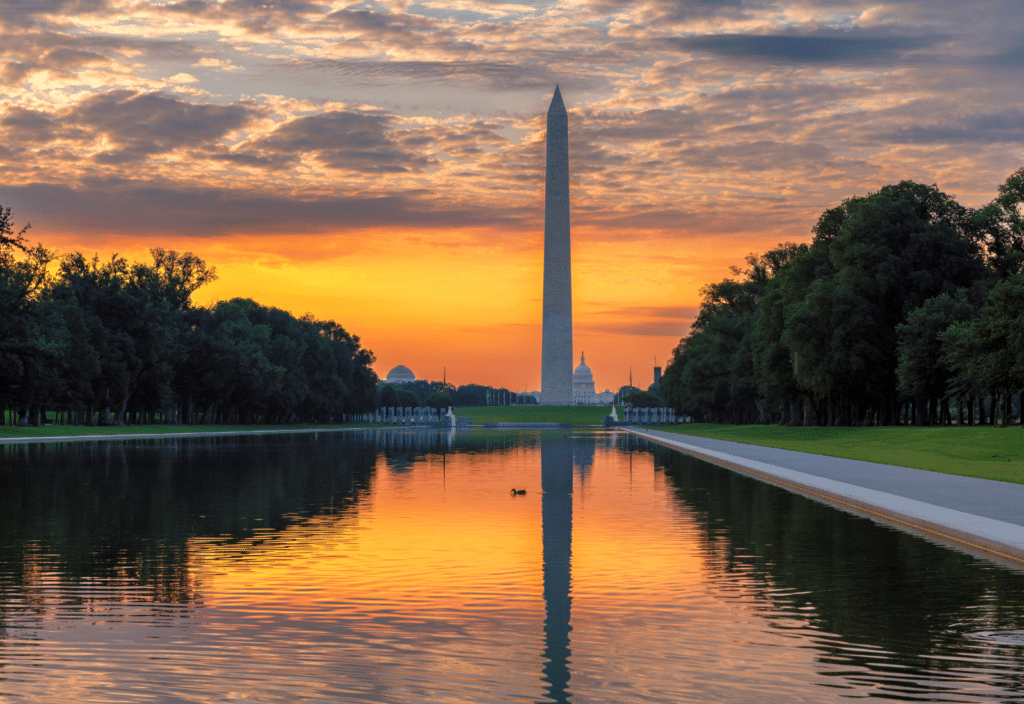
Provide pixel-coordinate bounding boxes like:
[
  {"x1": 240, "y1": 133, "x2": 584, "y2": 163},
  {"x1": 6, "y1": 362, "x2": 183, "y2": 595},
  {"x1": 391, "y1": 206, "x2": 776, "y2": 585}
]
[{"x1": 541, "y1": 437, "x2": 574, "y2": 703}]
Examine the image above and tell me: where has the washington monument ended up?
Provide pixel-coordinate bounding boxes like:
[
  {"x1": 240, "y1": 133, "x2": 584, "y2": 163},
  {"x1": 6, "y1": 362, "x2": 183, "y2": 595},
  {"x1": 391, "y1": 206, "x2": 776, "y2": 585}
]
[{"x1": 541, "y1": 86, "x2": 572, "y2": 405}]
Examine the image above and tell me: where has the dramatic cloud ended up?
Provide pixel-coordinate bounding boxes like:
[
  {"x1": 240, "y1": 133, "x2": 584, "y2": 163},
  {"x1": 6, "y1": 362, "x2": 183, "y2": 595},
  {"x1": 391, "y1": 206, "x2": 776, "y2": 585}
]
[
  {"x1": 669, "y1": 33, "x2": 947, "y2": 65},
  {"x1": 228, "y1": 110, "x2": 437, "y2": 172},
  {"x1": 277, "y1": 58, "x2": 602, "y2": 91},
  {"x1": 1, "y1": 107, "x2": 58, "y2": 144},
  {"x1": 984, "y1": 42, "x2": 1024, "y2": 68},
  {"x1": 0, "y1": 182, "x2": 506, "y2": 236},
  {"x1": 0, "y1": 0, "x2": 109, "y2": 28},
  {"x1": 883, "y1": 110, "x2": 1024, "y2": 145},
  {"x1": 71, "y1": 91, "x2": 259, "y2": 163}
]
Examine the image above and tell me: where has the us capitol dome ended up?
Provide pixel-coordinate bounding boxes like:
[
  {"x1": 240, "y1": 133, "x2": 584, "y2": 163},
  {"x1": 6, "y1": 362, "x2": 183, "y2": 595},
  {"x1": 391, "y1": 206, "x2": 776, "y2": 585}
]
[
  {"x1": 572, "y1": 353, "x2": 596, "y2": 405},
  {"x1": 385, "y1": 365, "x2": 415, "y2": 384}
]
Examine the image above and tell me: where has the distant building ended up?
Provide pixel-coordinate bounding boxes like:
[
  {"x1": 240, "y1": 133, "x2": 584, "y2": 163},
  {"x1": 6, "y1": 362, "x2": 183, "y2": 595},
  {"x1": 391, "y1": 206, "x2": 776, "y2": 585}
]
[
  {"x1": 596, "y1": 389, "x2": 615, "y2": 404},
  {"x1": 572, "y1": 353, "x2": 597, "y2": 405},
  {"x1": 654, "y1": 366, "x2": 662, "y2": 385},
  {"x1": 385, "y1": 365, "x2": 415, "y2": 384}
]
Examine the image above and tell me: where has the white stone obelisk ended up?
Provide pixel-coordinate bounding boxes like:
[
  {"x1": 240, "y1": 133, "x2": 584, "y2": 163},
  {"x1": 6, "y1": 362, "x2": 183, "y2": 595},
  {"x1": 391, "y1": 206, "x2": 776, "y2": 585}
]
[{"x1": 541, "y1": 86, "x2": 572, "y2": 406}]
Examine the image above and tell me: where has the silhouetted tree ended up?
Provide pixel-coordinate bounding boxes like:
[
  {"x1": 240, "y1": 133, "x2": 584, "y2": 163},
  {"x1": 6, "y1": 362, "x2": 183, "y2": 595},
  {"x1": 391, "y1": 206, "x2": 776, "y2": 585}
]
[{"x1": 378, "y1": 384, "x2": 399, "y2": 409}]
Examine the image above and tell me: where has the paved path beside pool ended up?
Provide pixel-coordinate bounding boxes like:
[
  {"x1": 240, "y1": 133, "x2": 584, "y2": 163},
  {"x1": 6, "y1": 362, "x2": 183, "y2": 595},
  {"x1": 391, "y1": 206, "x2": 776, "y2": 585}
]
[{"x1": 628, "y1": 427, "x2": 1024, "y2": 568}]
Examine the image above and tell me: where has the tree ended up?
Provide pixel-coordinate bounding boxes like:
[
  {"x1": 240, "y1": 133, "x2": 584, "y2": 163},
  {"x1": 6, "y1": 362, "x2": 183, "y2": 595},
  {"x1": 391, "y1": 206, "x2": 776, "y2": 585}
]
[
  {"x1": 396, "y1": 388, "x2": 418, "y2": 408},
  {"x1": 425, "y1": 392, "x2": 452, "y2": 410},
  {"x1": 752, "y1": 243, "x2": 820, "y2": 424},
  {"x1": 454, "y1": 384, "x2": 488, "y2": 406},
  {"x1": 0, "y1": 205, "x2": 29, "y2": 251},
  {"x1": 784, "y1": 186, "x2": 986, "y2": 425},
  {"x1": 974, "y1": 167, "x2": 1024, "y2": 279},
  {"x1": 51, "y1": 252, "x2": 187, "y2": 424},
  {"x1": 139, "y1": 248, "x2": 218, "y2": 311},
  {"x1": 941, "y1": 273, "x2": 1024, "y2": 427},
  {"x1": 0, "y1": 213, "x2": 65, "y2": 424},
  {"x1": 664, "y1": 244, "x2": 807, "y2": 424},
  {"x1": 896, "y1": 291, "x2": 975, "y2": 425},
  {"x1": 378, "y1": 384, "x2": 398, "y2": 409},
  {"x1": 0, "y1": 215, "x2": 375, "y2": 425},
  {"x1": 624, "y1": 390, "x2": 662, "y2": 407}
]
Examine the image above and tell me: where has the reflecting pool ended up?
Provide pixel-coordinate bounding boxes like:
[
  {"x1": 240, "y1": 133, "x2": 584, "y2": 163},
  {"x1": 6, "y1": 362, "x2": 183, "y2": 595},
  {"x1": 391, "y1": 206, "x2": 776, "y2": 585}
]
[{"x1": 2, "y1": 429, "x2": 1024, "y2": 703}]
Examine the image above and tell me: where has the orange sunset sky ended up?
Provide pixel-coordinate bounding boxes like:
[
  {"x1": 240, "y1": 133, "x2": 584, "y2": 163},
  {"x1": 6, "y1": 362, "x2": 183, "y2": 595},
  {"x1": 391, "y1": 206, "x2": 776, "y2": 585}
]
[{"x1": 2, "y1": 0, "x2": 1023, "y2": 392}]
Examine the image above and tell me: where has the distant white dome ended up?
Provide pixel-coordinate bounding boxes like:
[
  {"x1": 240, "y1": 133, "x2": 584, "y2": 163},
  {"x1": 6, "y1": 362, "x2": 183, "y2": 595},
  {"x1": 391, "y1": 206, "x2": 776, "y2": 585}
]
[
  {"x1": 386, "y1": 365, "x2": 416, "y2": 384},
  {"x1": 574, "y1": 354, "x2": 592, "y2": 377},
  {"x1": 572, "y1": 353, "x2": 596, "y2": 405}
]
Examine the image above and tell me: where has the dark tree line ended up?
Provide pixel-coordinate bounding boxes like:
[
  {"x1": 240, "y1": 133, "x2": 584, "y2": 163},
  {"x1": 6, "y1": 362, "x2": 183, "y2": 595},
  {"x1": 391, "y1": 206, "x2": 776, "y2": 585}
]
[
  {"x1": 451, "y1": 383, "x2": 537, "y2": 406},
  {"x1": 1, "y1": 208, "x2": 378, "y2": 426},
  {"x1": 662, "y1": 170, "x2": 1024, "y2": 427},
  {"x1": 377, "y1": 380, "x2": 456, "y2": 410},
  {"x1": 375, "y1": 381, "x2": 539, "y2": 408}
]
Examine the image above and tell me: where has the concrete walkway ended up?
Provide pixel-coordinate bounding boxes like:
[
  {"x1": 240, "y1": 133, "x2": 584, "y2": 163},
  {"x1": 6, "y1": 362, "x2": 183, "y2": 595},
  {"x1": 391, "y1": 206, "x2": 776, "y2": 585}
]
[{"x1": 628, "y1": 427, "x2": 1024, "y2": 568}]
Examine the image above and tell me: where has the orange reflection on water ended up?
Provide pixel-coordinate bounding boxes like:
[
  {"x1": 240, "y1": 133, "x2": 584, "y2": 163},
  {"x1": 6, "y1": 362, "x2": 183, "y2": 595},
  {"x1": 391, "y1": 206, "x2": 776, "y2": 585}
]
[
  {"x1": 186, "y1": 448, "x2": 546, "y2": 619},
  {"x1": 185, "y1": 439, "x2": 709, "y2": 621}
]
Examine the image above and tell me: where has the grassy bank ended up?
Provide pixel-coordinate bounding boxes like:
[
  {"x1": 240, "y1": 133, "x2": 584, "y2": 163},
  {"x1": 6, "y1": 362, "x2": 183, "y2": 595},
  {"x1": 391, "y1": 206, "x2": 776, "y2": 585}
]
[
  {"x1": 0, "y1": 404, "x2": 619, "y2": 439},
  {"x1": 456, "y1": 406, "x2": 619, "y2": 425},
  {"x1": 654, "y1": 423, "x2": 1024, "y2": 484}
]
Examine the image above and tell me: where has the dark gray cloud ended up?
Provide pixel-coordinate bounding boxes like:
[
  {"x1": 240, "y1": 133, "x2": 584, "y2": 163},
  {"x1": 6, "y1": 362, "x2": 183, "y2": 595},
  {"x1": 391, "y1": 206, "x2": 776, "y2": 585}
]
[
  {"x1": 0, "y1": 182, "x2": 507, "y2": 237},
  {"x1": 0, "y1": 0, "x2": 107, "y2": 27},
  {"x1": 882, "y1": 109, "x2": 1024, "y2": 144},
  {"x1": 669, "y1": 33, "x2": 947, "y2": 65},
  {"x1": 279, "y1": 58, "x2": 606, "y2": 92},
  {"x1": 982, "y1": 42, "x2": 1024, "y2": 67},
  {"x1": 592, "y1": 0, "x2": 764, "y2": 24},
  {"x1": 1, "y1": 90, "x2": 258, "y2": 163},
  {"x1": 163, "y1": 0, "x2": 324, "y2": 33},
  {"x1": 0, "y1": 107, "x2": 58, "y2": 143},
  {"x1": 205, "y1": 151, "x2": 295, "y2": 170},
  {"x1": 323, "y1": 7, "x2": 441, "y2": 34},
  {"x1": 82, "y1": 36, "x2": 201, "y2": 62},
  {"x1": 404, "y1": 120, "x2": 508, "y2": 159},
  {"x1": 673, "y1": 140, "x2": 833, "y2": 171},
  {"x1": 239, "y1": 111, "x2": 435, "y2": 172},
  {"x1": 584, "y1": 107, "x2": 701, "y2": 142},
  {"x1": 1, "y1": 45, "x2": 111, "y2": 83},
  {"x1": 70, "y1": 90, "x2": 259, "y2": 163}
]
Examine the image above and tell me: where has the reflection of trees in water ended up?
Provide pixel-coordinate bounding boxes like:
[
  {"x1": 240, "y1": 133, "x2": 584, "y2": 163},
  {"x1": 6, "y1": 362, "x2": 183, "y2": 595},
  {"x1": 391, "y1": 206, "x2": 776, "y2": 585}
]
[
  {"x1": 375, "y1": 428, "x2": 598, "y2": 476},
  {"x1": 374, "y1": 427, "x2": 459, "y2": 473},
  {"x1": 613, "y1": 432, "x2": 655, "y2": 454},
  {"x1": 652, "y1": 446, "x2": 1024, "y2": 693},
  {"x1": 0, "y1": 434, "x2": 379, "y2": 614}
]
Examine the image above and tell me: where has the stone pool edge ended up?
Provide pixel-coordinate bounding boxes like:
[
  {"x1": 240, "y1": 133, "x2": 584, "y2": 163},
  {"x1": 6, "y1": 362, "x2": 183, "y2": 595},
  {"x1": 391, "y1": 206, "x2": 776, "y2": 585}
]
[{"x1": 627, "y1": 427, "x2": 1024, "y2": 570}]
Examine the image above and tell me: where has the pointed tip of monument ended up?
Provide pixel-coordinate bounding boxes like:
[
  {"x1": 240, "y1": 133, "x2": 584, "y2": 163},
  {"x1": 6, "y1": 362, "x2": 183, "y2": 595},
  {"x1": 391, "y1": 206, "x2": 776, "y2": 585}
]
[{"x1": 548, "y1": 85, "x2": 566, "y2": 114}]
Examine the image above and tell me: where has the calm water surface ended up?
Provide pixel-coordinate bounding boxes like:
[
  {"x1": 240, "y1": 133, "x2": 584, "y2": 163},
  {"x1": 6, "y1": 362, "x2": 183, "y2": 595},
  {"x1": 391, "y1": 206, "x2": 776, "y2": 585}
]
[{"x1": 2, "y1": 429, "x2": 1024, "y2": 703}]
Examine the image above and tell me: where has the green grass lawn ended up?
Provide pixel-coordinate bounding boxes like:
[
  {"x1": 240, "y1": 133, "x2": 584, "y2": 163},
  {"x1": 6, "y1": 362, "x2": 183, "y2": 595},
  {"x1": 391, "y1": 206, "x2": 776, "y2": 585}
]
[
  {"x1": 0, "y1": 405, "x2": 617, "y2": 439},
  {"x1": 653, "y1": 423, "x2": 1024, "y2": 484},
  {"x1": 456, "y1": 405, "x2": 619, "y2": 425}
]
